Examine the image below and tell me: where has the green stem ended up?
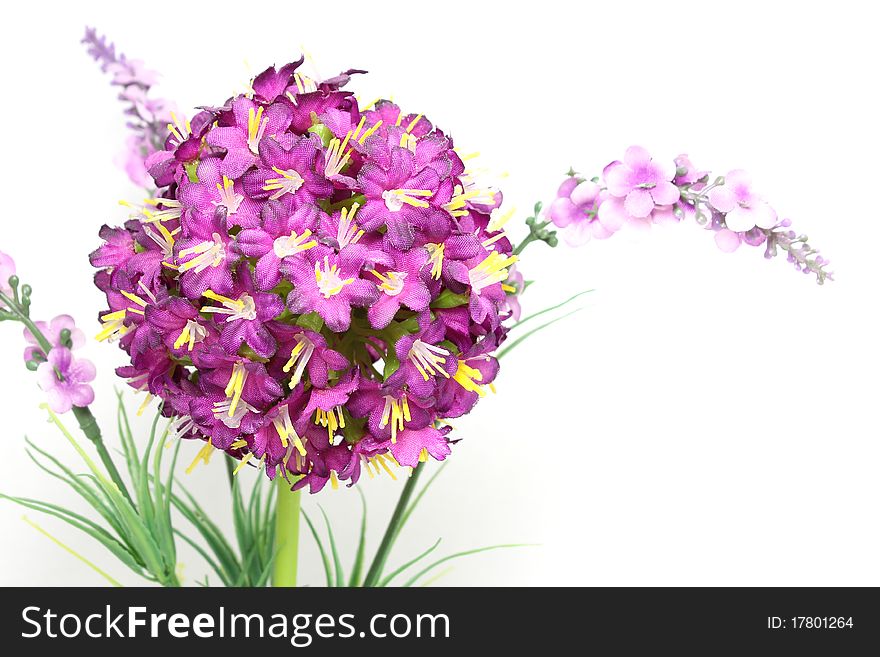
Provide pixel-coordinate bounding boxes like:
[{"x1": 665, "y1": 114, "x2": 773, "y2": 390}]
[
  {"x1": 512, "y1": 220, "x2": 551, "y2": 256},
  {"x1": 0, "y1": 291, "x2": 133, "y2": 505},
  {"x1": 72, "y1": 406, "x2": 133, "y2": 506},
  {"x1": 272, "y1": 478, "x2": 301, "y2": 587},
  {"x1": 362, "y1": 464, "x2": 423, "y2": 587}
]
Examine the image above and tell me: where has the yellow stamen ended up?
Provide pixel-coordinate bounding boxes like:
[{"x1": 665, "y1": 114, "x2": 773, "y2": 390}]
[
  {"x1": 357, "y1": 119, "x2": 383, "y2": 145},
  {"x1": 405, "y1": 113, "x2": 423, "y2": 133},
  {"x1": 453, "y1": 360, "x2": 486, "y2": 397},
  {"x1": 314, "y1": 406, "x2": 345, "y2": 441},
  {"x1": 424, "y1": 242, "x2": 445, "y2": 280},
  {"x1": 247, "y1": 106, "x2": 265, "y2": 153},
  {"x1": 482, "y1": 232, "x2": 508, "y2": 249},
  {"x1": 136, "y1": 393, "x2": 154, "y2": 417},
  {"x1": 185, "y1": 442, "x2": 214, "y2": 474},
  {"x1": 262, "y1": 166, "x2": 304, "y2": 200},
  {"x1": 374, "y1": 454, "x2": 397, "y2": 480},
  {"x1": 382, "y1": 188, "x2": 433, "y2": 210},
  {"x1": 468, "y1": 252, "x2": 518, "y2": 294},
  {"x1": 443, "y1": 186, "x2": 485, "y2": 217},
  {"x1": 315, "y1": 256, "x2": 355, "y2": 298},
  {"x1": 487, "y1": 207, "x2": 516, "y2": 233},
  {"x1": 380, "y1": 395, "x2": 411, "y2": 443},
  {"x1": 232, "y1": 452, "x2": 254, "y2": 475},
  {"x1": 95, "y1": 310, "x2": 128, "y2": 342},
  {"x1": 224, "y1": 362, "x2": 248, "y2": 417}
]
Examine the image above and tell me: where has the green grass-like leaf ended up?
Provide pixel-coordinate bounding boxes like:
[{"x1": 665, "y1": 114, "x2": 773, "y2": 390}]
[
  {"x1": 348, "y1": 488, "x2": 368, "y2": 587},
  {"x1": 319, "y1": 506, "x2": 345, "y2": 587},
  {"x1": 497, "y1": 308, "x2": 583, "y2": 360},
  {"x1": 378, "y1": 538, "x2": 442, "y2": 587},
  {"x1": 509, "y1": 289, "x2": 593, "y2": 331},
  {"x1": 301, "y1": 508, "x2": 333, "y2": 587},
  {"x1": 402, "y1": 544, "x2": 536, "y2": 587}
]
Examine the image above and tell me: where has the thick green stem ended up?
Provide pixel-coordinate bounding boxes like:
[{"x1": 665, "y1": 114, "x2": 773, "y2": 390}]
[
  {"x1": 362, "y1": 464, "x2": 423, "y2": 587},
  {"x1": 272, "y1": 478, "x2": 301, "y2": 587}
]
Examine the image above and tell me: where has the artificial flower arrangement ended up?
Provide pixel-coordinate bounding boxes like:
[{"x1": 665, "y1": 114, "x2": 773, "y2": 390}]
[{"x1": 0, "y1": 28, "x2": 831, "y2": 588}]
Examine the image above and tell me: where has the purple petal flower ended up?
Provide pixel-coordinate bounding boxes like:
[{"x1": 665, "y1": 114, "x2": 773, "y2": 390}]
[
  {"x1": 283, "y1": 247, "x2": 379, "y2": 332},
  {"x1": 88, "y1": 55, "x2": 530, "y2": 490},
  {"x1": 36, "y1": 348, "x2": 96, "y2": 414}
]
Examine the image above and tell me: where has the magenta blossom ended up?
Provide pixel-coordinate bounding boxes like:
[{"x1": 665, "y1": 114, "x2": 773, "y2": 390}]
[
  {"x1": 36, "y1": 348, "x2": 96, "y2": 414},
  {"x1": 91, "y1": 58, "x2": 521, "y2": 491},
  {"x1": 283, "y1": 246, "x2": 379, "y2": 333}
]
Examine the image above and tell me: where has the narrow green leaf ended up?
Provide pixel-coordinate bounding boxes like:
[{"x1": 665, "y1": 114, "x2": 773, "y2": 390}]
[
  {"x1": 136, "y1": 413, "x2": 161, "y2": 534},
  {"x1": 230, "y1": 475, "x2": 249, "y2": 568},
  {"x1": 348, "y1": 488, "x2": 368, "y2": 587},
  {"x1": 418, "y1": 567, "x2": 454, "y2": 587},
  {"x1": 173, "y1": 530, "x2": 232, "y2": 587},
  {"x1": 301, "y1": 508, "x2": 333, "y2": 587},
  {"x1": 22, "y1": 516, "x2": 124, "y2": 587},
  {"x1": 319, "y1": 506, "x2": 345, "y2": 587},
  {"x1": 398, "y1": 461, "x2": 448, "y2": 541},
  {"x1": 43, "y1": 406, "x2": 167, "y2": 579},
  {"x1": 496, "y1": 308, "x2": 582, "y2": 360},
  {"x1": 172, "y1": 484, "x2": 240, "y2": 580},
  {"x1": 1, "y1": 495, "x2": 145, "y2": 576},
  {"x1": 509, "y1": 289, "x2": 593, "y2": 331},
  {"x1": 171, "y1": 496, "x2": 240, "y2": 585},
  {"x1": 161, "y1": 440, "x2": 182, "y2": 565},
  {"x1": 151, "y1": 418, "x2": 176, "y2": 570},
  {"x1": 254, "y1": 555, "x2": 276, "y2": 588},
  {"x1": 378, "y1": 538, "x2": 442, "y2": 587},
  {"x1": 23, "y1": 440, "x2": 127, "y2": 543},
  {"x1": 102, "y1": 481, "x2": 166, "y2": 581},
  {"x1": 402, "y1": 544, "x2": 536, "y2": 587},
  {"x1": 115, "y1": 390, "x2": 140, "y2": 481}
]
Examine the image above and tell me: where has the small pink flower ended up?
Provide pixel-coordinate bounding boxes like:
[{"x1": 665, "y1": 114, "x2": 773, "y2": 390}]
[
  {"x1": 708, "y1": 170, "x2": 777, "y2": 232},
  {"x1": 673, "y1": 154, "x2": 707, "y2": 186},
  {"x1": 36, "y1": 347, "x2": 97, "y2": 414},
  {"x1": 548, "y1": 177, "x2": 614, "y2": 246},
  {"x1": 604, "y1": 146, "x2": 680, "y2": 218},
  {"x1": 23, "y1": 315, "x2": 86, "y2": 363}
]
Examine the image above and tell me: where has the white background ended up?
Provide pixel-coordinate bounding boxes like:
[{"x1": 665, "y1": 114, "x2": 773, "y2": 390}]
[{"x1": 0, "y1": 0, "x2": 877, "y2": 586}]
